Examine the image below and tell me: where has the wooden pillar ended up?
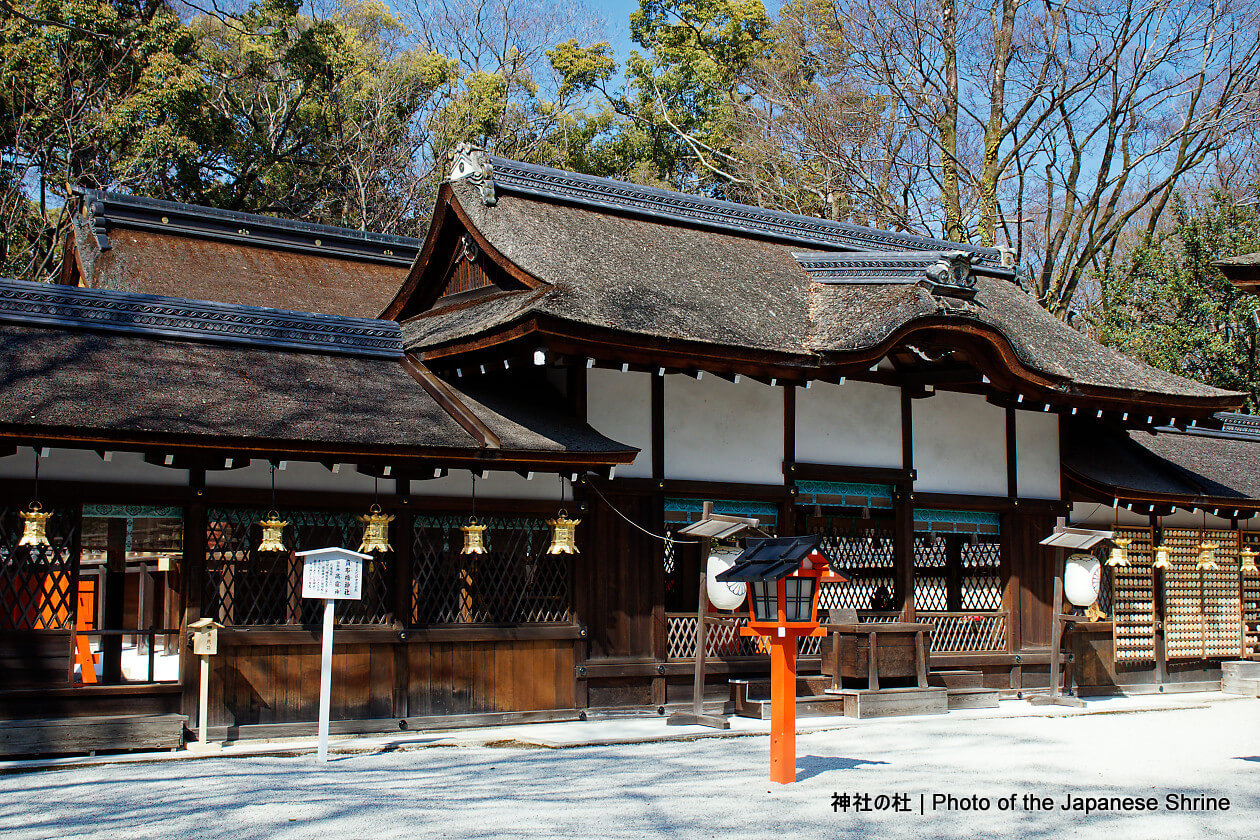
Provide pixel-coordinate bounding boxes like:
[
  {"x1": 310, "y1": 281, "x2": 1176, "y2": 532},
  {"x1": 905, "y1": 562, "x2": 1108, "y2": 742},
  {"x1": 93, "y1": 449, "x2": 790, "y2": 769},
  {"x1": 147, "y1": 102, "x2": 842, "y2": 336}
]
[
  {"x1": 945, "y1": 534, "x2": 963, "y2": 611},
  {"x1": 780, "y1": 385, "x2": 796, "y2": 537},
  {"x1": 180, "y1": 494, "x2": 207, "y2": 721},
  {"x1": 650, "y1": 372, "x2": 667, "y2": 704},
  {"x1": 1151, "y1": 514, "x2": 1168, "y2": 685},
  {"x1": 394, "y1": 484, "x2": 413, "y2": 719},
  {"x1": 896, "y1": 389, "x2": 916, "y2": 620},
  {"x1": 101, "y1": 518, "x2": 127, "y2": 683}
]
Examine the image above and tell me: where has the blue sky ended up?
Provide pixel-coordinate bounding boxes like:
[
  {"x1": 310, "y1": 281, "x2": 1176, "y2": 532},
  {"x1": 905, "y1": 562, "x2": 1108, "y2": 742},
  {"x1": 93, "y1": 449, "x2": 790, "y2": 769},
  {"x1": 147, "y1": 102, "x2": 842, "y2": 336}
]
[{"x1": 590, "y1": 0, "x2": 640, "y2": 62}]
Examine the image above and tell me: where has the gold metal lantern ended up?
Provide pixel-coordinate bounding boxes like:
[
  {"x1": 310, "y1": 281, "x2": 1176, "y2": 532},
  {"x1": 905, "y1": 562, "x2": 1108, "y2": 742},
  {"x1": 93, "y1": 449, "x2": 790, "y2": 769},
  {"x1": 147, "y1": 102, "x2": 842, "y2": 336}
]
[
  {"x1": 1106, "y1": 537, "x2": 1131, "y2": 567},
  {"x1": 460, "y1": 518, "x2": 487, "y2": 554},
  {"x1": 546, "y1": 511, "x2": 580, "y2": 555},
  {"x1": 1153, "y1": 542, "x2": 1172, "y2": 570},
  {"x1": 1195, "y1": 540, "x2": 1218, "y2": 571},
  {"x1": 1240, "y1": 546, "x2": 1258, "y2": 575},
  {"x1": 257, "y1": 511, "x2": 289, "y2": 553},
  {"x1": 18, "y1": 502, "x2": 51, "y2": 549},
  {"x1": 358, "y1": 504, "x2": 394, "y2": 554}
]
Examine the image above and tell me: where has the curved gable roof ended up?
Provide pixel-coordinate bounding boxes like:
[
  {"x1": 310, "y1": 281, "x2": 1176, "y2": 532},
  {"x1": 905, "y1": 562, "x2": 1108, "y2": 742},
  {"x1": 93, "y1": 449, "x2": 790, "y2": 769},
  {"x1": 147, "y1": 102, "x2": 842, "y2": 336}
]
[{"x1": 393, "y1": 166, "x2": 1236, "y2": 414}]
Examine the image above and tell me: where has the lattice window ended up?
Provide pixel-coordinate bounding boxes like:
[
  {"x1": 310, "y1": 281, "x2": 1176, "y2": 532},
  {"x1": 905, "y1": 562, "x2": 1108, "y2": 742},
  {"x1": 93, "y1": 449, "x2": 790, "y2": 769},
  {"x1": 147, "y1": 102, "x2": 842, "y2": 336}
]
[
  {"x1": 813, "y1": 523, "x2": 896, "y2": 612},
  {"x1": 1111, "y1": 526, "x2": 1155, "y2": 662},
  {"x1": 960, "y1": 539, "x2": 1002, "y2": 610},
  {"x1": 411, "y1": 515, "x2": 571, "y2": 625},
  {"x1": 202, "y1": 507, "x2": 394, "y2": 627},
  {"x1": 913, "y1": 535, "x2": 949, "y2": 611},
  {"x1": 1242, "y1": 533, "x2": 1260, "y2": 657},
  {"x1": 0, "y1": 506, "x2": 78, "y2": 631}
]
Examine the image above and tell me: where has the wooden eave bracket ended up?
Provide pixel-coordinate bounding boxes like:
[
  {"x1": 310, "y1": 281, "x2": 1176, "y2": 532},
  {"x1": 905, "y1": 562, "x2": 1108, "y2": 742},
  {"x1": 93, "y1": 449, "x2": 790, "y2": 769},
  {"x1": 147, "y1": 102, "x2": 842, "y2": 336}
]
[{"x1": 400, "y1": 354, "x2": 502, "y2": 449}]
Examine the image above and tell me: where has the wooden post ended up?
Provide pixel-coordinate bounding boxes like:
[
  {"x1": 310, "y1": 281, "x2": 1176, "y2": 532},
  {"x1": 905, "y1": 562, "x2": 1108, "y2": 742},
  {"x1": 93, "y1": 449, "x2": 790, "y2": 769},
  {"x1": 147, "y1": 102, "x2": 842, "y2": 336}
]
[
  {"x1": 1027, "y1": 575, "x2": 1086, "y2": 707},
  {"x1": 102, "y1": 518, "x2": 127, "y2": 683},
  {"x1": 667, "y1": 501, "x2": 730, "y2": 728},
  {"x1": 317, "y1": 597, "x2": 335, "y2": 762},
  {"x1": 769, "y1": 636, "x2": 797, "y2": 784}
]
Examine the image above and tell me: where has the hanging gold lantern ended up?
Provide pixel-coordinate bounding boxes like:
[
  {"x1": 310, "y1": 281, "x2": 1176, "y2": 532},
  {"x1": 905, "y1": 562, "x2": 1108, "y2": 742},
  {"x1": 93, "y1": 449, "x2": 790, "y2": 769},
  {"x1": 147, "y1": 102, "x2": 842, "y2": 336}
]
[
  {"x1": 546, "y1": 510, "x2": 580, "y2": 555},
  {"x1": 257, "y1": 511, "x2": 289, "y2": 553},
  {"x1": 460, "y1": 517, "x2": 487, "y2": 554},
  {"x1": 1240, "y1": 546, "x2": 1258, "y2": 575},
  {"x1": 1196, "y1": 540, "x2": 1218, "y2": 570},
  {"x1": 1106, "y1": 537, "x2": 1130, "y2": 567},
  {"x1": 1153, "y1": 542, "x2": 1172, "y2": 570},
  {"x1": 358, "y1": 504, "x2": 394, "y2": 554},
  {"x1": 18, "y1": 502, "x2": 52, "y2": 549}
]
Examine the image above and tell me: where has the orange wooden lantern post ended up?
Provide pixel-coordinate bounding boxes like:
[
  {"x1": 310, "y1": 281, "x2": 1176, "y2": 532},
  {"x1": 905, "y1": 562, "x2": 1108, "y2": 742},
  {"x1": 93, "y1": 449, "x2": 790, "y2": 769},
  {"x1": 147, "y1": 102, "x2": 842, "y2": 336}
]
[{"x1": 717, "y1": 536, "x2": 845, "y2": 784}]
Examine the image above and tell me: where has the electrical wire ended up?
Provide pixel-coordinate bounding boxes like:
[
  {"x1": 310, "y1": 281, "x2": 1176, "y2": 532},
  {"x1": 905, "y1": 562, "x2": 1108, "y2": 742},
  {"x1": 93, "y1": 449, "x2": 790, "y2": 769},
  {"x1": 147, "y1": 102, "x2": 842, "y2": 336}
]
[{"x1": 584, "y1": 475, "x2": 699, "y2": 544}]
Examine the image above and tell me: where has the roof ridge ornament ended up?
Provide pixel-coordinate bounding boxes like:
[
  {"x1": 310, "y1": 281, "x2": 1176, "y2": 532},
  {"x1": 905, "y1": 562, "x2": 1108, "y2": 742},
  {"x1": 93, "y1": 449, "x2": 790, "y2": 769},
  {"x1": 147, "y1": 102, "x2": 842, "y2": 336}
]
[
  {"x1": 922, "y1": 250, "x2": 978, "y2": 299},
  {"x1": 447, "y1": 143, "x2": 497, "y2": 206}
]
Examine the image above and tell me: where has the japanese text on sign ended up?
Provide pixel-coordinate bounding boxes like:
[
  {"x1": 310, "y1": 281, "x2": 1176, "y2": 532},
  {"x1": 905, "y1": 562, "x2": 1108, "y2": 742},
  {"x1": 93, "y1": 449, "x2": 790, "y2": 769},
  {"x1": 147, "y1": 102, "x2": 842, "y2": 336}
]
[{"x1": 301, "y1": 552, "x2": 363, "y2": 600}]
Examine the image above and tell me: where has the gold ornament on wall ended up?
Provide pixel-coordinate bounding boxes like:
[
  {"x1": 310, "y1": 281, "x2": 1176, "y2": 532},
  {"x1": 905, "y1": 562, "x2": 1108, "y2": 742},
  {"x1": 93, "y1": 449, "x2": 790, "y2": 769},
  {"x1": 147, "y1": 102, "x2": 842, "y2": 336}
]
[
  {"x1": 1106, "y1": 537, "x2": 1131, "y2": 567},
  {"x1": 1195, "y1": 540, "x2": 1218, "y2": 571},
  {"x1": 358, "y1": 504, "x2": 394, "y2": 554},
  {"x1": 546, "y1": 510, "x2": 580, "y2": 555},
  {"x1": 460, "y1": 518, "x2": 487, "y2": 555},
  {"x1": 1153, "y1": 542, "x2": 1172, "y2": 570},
  {"x1": 1240, "y1": 546, "x2": 1258, "y2": 575},
  {"x1": 257, "y1": 511, "x2": 289, "y2": 553},
  {"x1": 18, "y1": 502, "x2": 51, "y2": 549}
]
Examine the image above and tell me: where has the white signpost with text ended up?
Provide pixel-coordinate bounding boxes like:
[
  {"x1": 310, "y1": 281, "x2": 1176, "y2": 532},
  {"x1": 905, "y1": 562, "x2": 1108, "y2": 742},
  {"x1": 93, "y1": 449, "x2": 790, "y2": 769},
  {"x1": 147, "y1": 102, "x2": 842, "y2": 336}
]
[{"x1": 298, "y1": 546, "x2": 371, "y2": 762}]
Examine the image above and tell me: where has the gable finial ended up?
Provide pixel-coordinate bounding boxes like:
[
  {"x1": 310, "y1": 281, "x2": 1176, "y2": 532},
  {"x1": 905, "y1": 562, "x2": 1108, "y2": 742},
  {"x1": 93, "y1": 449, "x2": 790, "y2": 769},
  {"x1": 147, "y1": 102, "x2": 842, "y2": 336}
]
[{"x1": 446, "y1": 143, "x2": 497, "y2": 206}]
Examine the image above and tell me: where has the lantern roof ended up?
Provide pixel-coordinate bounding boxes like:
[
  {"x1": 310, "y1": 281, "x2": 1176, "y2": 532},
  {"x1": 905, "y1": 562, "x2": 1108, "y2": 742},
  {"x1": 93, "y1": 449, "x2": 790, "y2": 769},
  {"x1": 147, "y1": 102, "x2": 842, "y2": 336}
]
[{"x1": 716, "y1": 535, "x2": 841, "y2": 583}]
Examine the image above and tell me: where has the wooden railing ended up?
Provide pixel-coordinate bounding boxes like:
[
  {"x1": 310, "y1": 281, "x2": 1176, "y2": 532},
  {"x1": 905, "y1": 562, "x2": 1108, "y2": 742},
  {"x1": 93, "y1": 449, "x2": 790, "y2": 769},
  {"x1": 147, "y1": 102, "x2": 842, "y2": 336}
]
[
  {"x1": 917, "y1": 611, "x2": 1008, "y2": 653},
  {"x1": 665, "y1": 610, "x2": 1009, "y2": 659}
]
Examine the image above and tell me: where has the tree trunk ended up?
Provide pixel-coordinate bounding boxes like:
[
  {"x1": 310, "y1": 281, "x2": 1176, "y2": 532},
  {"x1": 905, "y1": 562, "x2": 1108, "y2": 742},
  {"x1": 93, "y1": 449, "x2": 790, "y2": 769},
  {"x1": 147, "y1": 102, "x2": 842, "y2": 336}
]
[
  {"x1": 978, "y1": 0, "x2": 1016, "y2": 247},
  {"x1": 939, "y1": 0, "x2": 964, "y2": 242}
]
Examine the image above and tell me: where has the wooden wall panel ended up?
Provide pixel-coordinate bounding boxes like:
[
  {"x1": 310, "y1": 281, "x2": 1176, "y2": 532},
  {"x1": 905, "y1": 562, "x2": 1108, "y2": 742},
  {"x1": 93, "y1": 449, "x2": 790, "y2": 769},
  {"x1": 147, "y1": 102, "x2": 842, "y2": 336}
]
[
  {"x1": 1006, "y1": 512, "x2": 1058, "y2": 649},
  {"x1": 577, "y1": 489, "x2": 657, "y2": 660}
]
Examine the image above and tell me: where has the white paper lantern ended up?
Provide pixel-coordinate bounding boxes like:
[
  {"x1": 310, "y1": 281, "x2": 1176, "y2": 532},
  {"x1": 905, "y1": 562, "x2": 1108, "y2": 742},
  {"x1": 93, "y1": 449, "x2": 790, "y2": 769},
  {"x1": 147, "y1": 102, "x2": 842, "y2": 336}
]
[
  {"x1": 1063, "y1": 553, "x2": 1102, "y2": 607},
  {"x1": 706, "y1": 552, "x2": 748, "y2": 610}
]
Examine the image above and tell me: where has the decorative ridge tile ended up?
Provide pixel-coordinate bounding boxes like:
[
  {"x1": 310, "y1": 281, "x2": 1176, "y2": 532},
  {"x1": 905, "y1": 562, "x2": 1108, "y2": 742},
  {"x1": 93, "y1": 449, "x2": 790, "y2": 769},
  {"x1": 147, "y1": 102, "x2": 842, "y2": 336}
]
[{"x1": 0, "y1": 277, "x2": 402, "y2": 359}]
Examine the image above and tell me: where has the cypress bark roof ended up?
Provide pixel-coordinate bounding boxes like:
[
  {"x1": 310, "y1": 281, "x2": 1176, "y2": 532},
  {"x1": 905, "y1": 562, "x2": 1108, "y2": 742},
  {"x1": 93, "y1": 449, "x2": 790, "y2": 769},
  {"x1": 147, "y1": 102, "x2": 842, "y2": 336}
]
[
  {"x1": 0, "y1": 281, "x2": 635, "y2": 464},
  {"x1": 66, "y1": 189, "x2": 421, "y2": 319},
  {"x1": 1063, "y1": 417, "x2": 1260, "y2": 509},
  {"x1": 396, "y1": 173, "x2": 1234, "y2": 407}
]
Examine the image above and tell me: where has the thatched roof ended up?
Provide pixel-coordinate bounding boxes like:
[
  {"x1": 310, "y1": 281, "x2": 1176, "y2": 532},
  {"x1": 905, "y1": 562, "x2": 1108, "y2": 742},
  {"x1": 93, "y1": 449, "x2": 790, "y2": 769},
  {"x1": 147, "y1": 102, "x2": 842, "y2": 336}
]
[
  {"x1": 393, "y1": 160, "x2": 1235, "y2": 408},
  {"x1": 1063, "y1": 416, "x2": 1260, "y2": 510},
  {"x1": 0, "y1": 279, "x2": 634, "y2": 464}
]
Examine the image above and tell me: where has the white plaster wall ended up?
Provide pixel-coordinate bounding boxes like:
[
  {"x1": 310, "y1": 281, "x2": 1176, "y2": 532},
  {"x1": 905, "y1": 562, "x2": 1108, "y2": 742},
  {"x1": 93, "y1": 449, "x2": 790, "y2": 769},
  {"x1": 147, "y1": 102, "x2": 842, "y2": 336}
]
[
  {"x1": 1015, "y1": 410, "x2": 1061, "y2": 499},
  {"x1": 664, "y1": 375, "x2": 783, "y2": 484},
  {"x1": 795, "y1": 380, "x2": 902, "y2": 469},
  {"x1": 0, "y1": 447, "x2": 188, "y2": 486},
  {"x1": 586, "y1": 369, "x2": 652, "y2": 479},
  {"x1": 911, "y1": 390, "x2": 1007, "y2": 495},
  {"x1": 408, "y1": 469, "x2": 563, "y2": 500}
]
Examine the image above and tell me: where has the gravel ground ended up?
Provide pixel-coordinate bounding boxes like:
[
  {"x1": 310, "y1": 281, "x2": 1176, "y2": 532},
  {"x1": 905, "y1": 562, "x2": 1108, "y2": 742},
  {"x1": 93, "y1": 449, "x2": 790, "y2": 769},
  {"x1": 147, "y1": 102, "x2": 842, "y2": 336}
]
[{"x1": 1, "y1": 699, "x2": 1255, "y2": 840}]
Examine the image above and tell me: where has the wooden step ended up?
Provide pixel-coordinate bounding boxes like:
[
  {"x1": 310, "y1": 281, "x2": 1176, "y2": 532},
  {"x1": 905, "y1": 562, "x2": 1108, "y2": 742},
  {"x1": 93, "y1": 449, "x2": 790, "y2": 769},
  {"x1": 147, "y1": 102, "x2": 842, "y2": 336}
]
[
  {"x1": 1222, "y1": 660, "x2": 1260, "y2": 680},
  {"x1": 946, "y1": 687, "x2": 1000, "y2": 710},
  {"x1": 1222, "y1": 676, "x2": 1260, "y2": 696},
  {"x1": 0, "y1": 713, "x2": 185, "y2": 757},
  {"x1": 727, "y1": 694, "x2": 848, "y2": 720},
  {"x1": 824, "y1": 686, "x2": 948, "y2": 719},
  {"x1": 929, "y1": 670, "x2": 984, "y2": 690}
]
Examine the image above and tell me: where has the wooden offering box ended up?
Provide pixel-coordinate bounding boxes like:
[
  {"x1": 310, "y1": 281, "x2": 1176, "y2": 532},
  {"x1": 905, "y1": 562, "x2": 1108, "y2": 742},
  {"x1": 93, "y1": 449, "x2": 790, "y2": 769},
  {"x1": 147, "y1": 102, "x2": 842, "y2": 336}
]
[{"x1": 820, "y1": 622, "x2": 933, "y2": 690}]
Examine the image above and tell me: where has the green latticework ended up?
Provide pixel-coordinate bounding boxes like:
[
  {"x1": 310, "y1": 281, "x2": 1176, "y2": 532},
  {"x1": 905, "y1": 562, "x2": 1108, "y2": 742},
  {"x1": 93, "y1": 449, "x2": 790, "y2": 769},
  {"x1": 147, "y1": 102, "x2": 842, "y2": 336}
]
[
  {"x1": 202, "y1": 507, "x2": 394, "y2": 626},
  {"x1": 411, "y1": 515, "x2": 572, "y2": 625}
]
